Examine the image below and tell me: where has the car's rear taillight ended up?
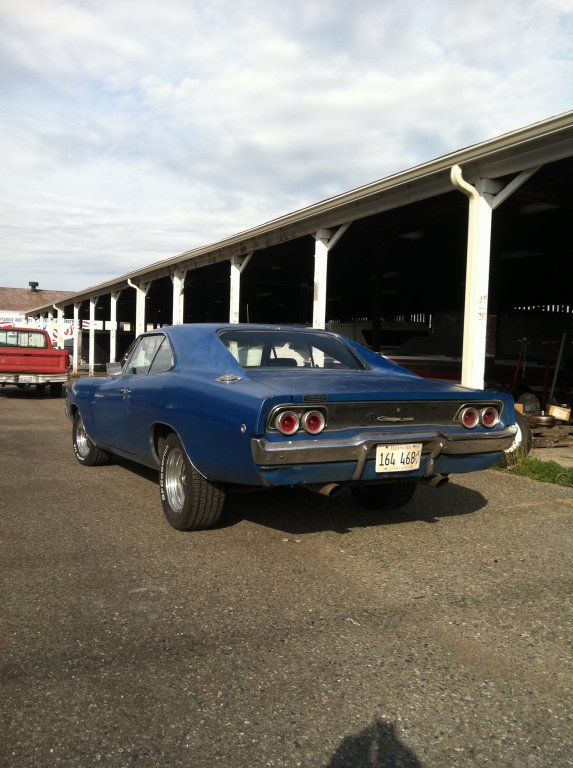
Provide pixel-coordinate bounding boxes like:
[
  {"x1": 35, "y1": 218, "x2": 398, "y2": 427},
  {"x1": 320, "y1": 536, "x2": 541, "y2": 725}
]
[
  {"x1": 480, "y1": 406, "x2": 499, "y2": 428},
  {"x1": 275, "y1": 410, "x2": 300, "y2": 435},
  {"x1": 301, "y1": 410, "x2": 326, "y2": 435},
  {"x1": 272, "y1": 407, "x2": 327, "y2": 435},
  {"x1": 460, "y1": 406, "x2": 480, "y2": 428}
]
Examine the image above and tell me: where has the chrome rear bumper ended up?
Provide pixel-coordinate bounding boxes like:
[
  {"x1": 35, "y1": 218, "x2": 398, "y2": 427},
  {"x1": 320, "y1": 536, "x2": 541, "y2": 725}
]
[{"x1": 251, "y1": 427, "x2": 517, "y2": 480}]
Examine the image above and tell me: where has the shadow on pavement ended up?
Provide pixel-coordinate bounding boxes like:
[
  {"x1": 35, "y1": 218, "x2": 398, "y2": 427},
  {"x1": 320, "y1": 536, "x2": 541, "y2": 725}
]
[
  {"x1": 223, "y1": 481, "x2": 486, "y2": 535},
  {"x1": 87, "y1": 457, "x2": 487, "y2": 536},
  {"x1": 324, "y1": 717, "x2": 422, "y2": 768}
]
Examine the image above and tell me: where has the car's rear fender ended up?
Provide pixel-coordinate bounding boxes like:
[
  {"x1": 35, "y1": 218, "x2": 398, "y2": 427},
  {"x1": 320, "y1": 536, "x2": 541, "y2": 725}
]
[{"x1": 151, "y1": 378, "x2": 285, "y2": 485}]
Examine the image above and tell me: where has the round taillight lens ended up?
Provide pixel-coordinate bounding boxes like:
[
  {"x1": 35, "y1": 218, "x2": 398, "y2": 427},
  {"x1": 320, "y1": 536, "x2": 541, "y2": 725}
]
[
  {"x1": 460, "y1": 406, "x2": 479, "y2": 428},
  {"x1": 481, "y1": 406, "x2": 499, "y2": 428},
  {"x1": 301, "y1": 410, "x2": 326, "y2": 435},
  {"x1": 276, "y1": 410, "x2": 299, "y2": 435}
]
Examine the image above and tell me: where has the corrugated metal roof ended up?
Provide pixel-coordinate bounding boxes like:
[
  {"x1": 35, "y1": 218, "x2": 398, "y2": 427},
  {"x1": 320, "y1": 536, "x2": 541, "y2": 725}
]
[{"x1": 27, "y1": 109, "x2": 573, "y2": 314}]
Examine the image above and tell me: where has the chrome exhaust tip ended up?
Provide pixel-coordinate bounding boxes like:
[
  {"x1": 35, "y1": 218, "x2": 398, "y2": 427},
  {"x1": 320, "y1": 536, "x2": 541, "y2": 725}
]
[
  {"x1": 418, "y1": 474, "x2": 449, "y2": 488},
  {"x1": 306, "y1": 483, "x2": 343, "y2": 498}
]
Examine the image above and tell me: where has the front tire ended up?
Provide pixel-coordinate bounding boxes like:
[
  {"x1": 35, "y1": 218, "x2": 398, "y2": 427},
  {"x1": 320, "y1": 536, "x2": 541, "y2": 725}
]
[
  {"x1": 72, "y1": 411, "x2": 111, "y2": 466},
  {"x1": 351, "y1": 481, "x2": 417, "y2": 511},
  {"x1": 159, "y1": 433, "x2": 225, "y2": 531}
]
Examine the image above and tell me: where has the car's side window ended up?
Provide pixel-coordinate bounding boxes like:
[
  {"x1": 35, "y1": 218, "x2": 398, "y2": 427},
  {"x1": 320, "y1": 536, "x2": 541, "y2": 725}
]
[
  {"x1": 148, "y1": 337, "x2": 174, "y2": 374},
  {"x1": 123, "y1": 335, "x2": 165, "y2": 375}
]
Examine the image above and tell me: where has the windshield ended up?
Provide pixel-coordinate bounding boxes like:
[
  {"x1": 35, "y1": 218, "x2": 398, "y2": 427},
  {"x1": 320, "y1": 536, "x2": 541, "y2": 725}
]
[{"x1": 218, "y1": 329, "x2": 365, "y2": 370}]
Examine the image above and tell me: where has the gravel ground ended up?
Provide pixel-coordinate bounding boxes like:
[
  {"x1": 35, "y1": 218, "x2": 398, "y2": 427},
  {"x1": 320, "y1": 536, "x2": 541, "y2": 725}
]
[{"x1": 1, "y1": 389, "x2": 571, "y2": 768}]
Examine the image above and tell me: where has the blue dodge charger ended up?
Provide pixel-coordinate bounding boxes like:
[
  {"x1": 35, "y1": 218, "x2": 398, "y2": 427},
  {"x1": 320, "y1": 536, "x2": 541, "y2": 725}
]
[{"x1": 65, "y1": 324, "x2": 520, "y2": 530}]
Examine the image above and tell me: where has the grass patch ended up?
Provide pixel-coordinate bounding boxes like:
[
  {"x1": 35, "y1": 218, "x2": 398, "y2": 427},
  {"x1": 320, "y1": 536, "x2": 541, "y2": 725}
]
[{"x1": 497, "y1": 453, "x2": 573, "y2": 487}]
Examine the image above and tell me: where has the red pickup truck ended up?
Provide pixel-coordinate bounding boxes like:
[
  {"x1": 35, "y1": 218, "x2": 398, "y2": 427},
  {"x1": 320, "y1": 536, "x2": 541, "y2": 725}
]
[{"x1": 0, "y1": 327, "x2": 71, "y2": 397}]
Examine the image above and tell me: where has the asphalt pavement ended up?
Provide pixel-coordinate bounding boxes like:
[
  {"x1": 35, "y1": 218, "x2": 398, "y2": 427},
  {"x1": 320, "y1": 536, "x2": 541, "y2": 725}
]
[{"x1": 1, "y1": 388, "x2": 572, "y2": 768}]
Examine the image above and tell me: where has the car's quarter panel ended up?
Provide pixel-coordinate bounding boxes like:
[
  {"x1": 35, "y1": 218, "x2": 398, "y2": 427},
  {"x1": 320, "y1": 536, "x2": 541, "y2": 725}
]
[{"x1": 156, "y1": 371, "x2": 286, "y2": 485}]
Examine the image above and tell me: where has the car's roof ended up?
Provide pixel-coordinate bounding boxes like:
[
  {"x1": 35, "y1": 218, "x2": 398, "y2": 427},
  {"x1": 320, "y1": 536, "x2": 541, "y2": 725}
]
[
  {"x1": 160, "y1": 323, "x2": 333, "y2": 335},
  {"x1": 145, "y1": 323, "x2": 411, "y2": 379}
]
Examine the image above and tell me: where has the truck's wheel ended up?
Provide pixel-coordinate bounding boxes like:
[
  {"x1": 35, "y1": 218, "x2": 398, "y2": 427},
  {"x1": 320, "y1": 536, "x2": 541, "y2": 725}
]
[
  {"x1": 351, "y1": 481, "x2": 417, "y2": 511},
  {"x1": 50, "y1": 383, "x2": 63, "y2": 398},
  {"x1": 72, "y1": 412, "x2": 111, "y2": 466},
  {"x1": 159, "y1": 433, "x2": 225, "y2": 531}
]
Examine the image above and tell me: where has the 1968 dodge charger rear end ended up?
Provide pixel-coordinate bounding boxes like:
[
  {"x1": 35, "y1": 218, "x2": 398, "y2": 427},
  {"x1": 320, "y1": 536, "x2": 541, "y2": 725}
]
[{"x1": 65, "y1": 324, "x2": 520, "y2": 530}]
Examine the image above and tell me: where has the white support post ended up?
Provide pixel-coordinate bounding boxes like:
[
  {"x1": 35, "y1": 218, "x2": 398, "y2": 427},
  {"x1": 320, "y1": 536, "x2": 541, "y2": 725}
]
[
  {"x1": 312, "y1": 224, "x2": 350, "y2": 329},
  {"x1": 128, "y1": 279, "x2": 150, "y2": 337},
  {"x1": 47, "y1": 309, "x2": 55, "y2": 345},
  {"x1": 109, "y1": 291, "x2": 120, "y2": 362},
  {"x1": 229, "y1": 253, "x2": 253, "y2": 324},
  {"x1": 73, "y1": 303, "x2": 80, "y2": 374},
  {"x1": 313, "y1": 230, "x2": 330, "y2": 329},
  {"x1": 451, "y1": 168, "x2": 496, "y2": 389},
  {"x1": 57, "y1": 309, "x2": 64, "y2": 349},
  {"x1": 171, "y1": 270, "x2": 186, "y2": 325},
  {"x1": 451, "y1": 165, "x2": 539, "y2": 389},
  {"x1": 52, "y1": 305, "x2": 64, "y2": 349},
  {"x1": 89, "y1": 297, "x2": 96, "y2": 375}
]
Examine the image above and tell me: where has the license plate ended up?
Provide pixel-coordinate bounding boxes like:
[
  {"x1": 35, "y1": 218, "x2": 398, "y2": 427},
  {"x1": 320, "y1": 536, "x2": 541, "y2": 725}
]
[
  {"x1": 375, "y1": 443, "x2": 422, "y2": 473},
  {"x1": 18, "y1": 375, "x2": 36, "y2": 384}
]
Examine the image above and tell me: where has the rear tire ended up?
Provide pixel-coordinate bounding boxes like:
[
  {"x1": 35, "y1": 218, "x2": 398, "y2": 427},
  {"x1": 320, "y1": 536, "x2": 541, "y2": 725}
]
[
  {"x1": 72, "y1": 411, "x2": 111, "y2": 466},
  {"x1": 50, "y1": 382, "x2": 63, "y2": 398},
  {"x1": 159, "y1": 433, "x2": 225, "y2": 531},
  {"x1": 351, "y1": 481, "x2": 417, "y2": 511}
]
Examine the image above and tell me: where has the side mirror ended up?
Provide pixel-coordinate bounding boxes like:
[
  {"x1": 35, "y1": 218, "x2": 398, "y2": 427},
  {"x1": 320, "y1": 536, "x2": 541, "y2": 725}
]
[{"x1": 106, "y1": 361, "x2": 123, "y2": 376}]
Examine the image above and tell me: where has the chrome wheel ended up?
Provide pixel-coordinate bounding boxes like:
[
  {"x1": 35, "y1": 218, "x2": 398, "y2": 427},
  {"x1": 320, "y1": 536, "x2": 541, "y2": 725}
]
[
  {"x1": 75, "y1": 416, "x2": 92, "y2": 458},
  {"x1": 72, "y1": 411, "x2": 111, "y2": 466},
  {"x1": 159, "y1": 433, "x2": 225, "y2": 531},
  {"x1": 164, "y1": 446, "x2": 187, "y2": 515}
]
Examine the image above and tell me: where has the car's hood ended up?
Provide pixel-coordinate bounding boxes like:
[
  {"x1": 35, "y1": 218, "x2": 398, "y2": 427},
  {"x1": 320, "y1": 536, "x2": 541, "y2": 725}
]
[{"x1": 246, "y1": 368, "x2": 490, "y2": 402}]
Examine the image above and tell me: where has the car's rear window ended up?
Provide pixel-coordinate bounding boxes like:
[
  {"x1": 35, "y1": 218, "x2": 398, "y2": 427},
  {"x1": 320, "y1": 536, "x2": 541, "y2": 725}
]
[{"x1": 218, "y1": 329, "x2": 365, "y2": 370}]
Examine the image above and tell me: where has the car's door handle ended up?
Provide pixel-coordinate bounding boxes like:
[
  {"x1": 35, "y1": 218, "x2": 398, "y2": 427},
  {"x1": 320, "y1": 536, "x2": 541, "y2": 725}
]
[{"x1": 120, "y1": 387, "x2": 131, "y2": 396}]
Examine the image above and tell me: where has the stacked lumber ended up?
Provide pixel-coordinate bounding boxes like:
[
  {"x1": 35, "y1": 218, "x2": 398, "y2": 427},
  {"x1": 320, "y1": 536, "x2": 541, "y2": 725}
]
[{"x1": 529, "y1": 419, "x2": 573, "y2": 449}]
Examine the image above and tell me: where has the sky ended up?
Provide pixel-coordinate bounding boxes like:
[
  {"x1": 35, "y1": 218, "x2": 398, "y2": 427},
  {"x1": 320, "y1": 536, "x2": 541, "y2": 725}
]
[{"x1": 1, "y1": 0, "x2": 572, "y2": 293}]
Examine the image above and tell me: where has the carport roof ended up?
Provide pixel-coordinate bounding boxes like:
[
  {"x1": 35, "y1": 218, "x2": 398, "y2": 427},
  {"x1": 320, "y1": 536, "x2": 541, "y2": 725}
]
[{"x1": 27, "y1": 109, "x2": 573, "y2": 314}]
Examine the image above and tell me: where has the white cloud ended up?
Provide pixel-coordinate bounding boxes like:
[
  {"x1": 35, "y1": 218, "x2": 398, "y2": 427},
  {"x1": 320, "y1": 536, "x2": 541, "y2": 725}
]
[{"x1": 0, "y1": 0, "x2": 571, "y2": 290}]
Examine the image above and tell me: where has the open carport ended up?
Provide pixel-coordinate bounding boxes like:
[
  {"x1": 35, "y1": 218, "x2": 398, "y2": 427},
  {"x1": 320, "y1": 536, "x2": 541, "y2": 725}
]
[{"x1": 27, "y1": 111, "x2": 573, "y2": 399}]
